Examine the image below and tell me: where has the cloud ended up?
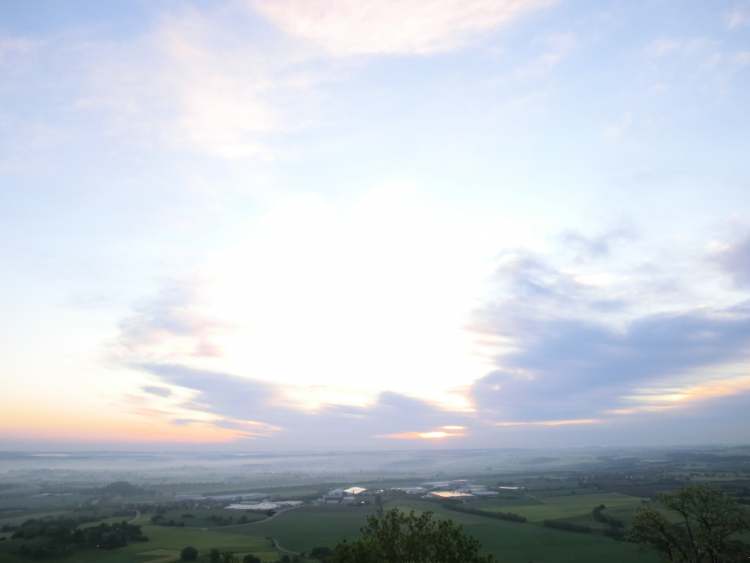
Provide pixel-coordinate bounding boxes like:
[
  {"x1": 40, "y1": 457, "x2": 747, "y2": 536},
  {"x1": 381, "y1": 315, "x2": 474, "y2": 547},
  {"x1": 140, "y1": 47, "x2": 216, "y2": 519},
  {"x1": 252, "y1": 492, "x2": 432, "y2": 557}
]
[
  {"x1": 117, "y1": 226, "x2": 750, "y2": 447},
  {"x1": 251, "y1": 0, "x2": 555, "y2": 57},
  {"x1": 726, "y1": 6, "x2": 750, "y2": 29},
  {"x1": 488, "y1": 252, "x2": 627, "y2": 317},
  {"x1": 212, "y1": 418, "x2": 280, "y2": 433},
  {"x1": 0, "y1": 37, "x2": 37, "y2": 62},
  {"x1": 560, "y1": 227, "x2": 635, "y2": 260},
  {"x1": 642, "y1": 36, "x2": 749, "y2": 76},
  {"x1": 473, "y1": 251, "x2": 750, "y2": 422},
  {"x1": 646, "y1": 38, "x2": 685, "y2": 58},
  {"x1": 136, "y1": 363, "x2": 275, "y2": 419},
  {"x1": 514, "y1": 31, "x2": 577, "y2": 79},
  {"x1": 603, "y1": 112, "x2": 634, "y2": 141},
  {"x1": 78, "y1": 5, "x2": 323, "y2": 159},
  {"x1": 494, "y1": 418, "x2": 600, "y2": 427},
  {"x1": 716, "y1": 234, "x2": 750, "y2": 287},
  {"x1": 142, "y1": 385, "x2": 172, "y2": 398},
  {"x1": 380, "y1": 425, "x2": 467, "y2": 440},
  {"x1": 116, "y1": 282, "x2": 224, "y2": 361},
  {"x1": 132, "y1": 362, "x2": 471, "y2": 448}
]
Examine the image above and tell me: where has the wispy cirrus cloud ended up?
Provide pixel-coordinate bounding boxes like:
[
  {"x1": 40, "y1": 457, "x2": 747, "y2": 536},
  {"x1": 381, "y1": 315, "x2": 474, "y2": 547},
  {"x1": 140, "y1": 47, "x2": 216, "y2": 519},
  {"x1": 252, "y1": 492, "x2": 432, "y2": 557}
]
[
  {"x1": 726, "y1": 5, "x2": 750, "y2": 29},
  {"x1": 4, "y1": 0, "x2": 563, "y2": 164},
  {"x1": 116, "y1": 282, "x2": 224, "y2": 361},
  {"x1": 3, "y1": 0, "x2": 560, "y2": 163},
  {"x1": 646, "y1": 38, "x2": 689, "y2": 58},
  {"x1": 643, "y1": 35, "x2": 750, "y2": 76},
  {"x1": 715, "y1": 233, "x2": 750, "y2": 288},
  {"x1": 76, "y1": 5, "x2": 327, "y2": 159},
  {"x1": 0, "y1": 37, "x2": 38, "y2": 61},
  {"x1": 80, "y1": 0, "x2": 558, "y2": 161},
  {"x1": 251, "y1": 0, "x2": 556, "y2": 57},
  {"x1": 513, "y1": 31, "x2": 577, "y2": 79}
]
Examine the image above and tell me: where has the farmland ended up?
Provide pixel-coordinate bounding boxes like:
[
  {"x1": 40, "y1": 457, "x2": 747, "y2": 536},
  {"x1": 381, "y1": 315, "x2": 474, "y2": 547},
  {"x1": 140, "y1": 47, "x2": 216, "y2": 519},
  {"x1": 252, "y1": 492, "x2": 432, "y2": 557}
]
[
  {"x1": 0, "y1": 447, "x2": 749, "y2": 562},
  {"x1": 228, "y1": 496, "x2": 659, "y2": 563},
  {"x1": 241, "y1": 504, "x2": 378, "y2": 553},
  {"x1": 0, "y1": 515, "x2": 279, "y2": 563},
  {"x1": 478, "y1": 492, "x2": 645, "y2": 522},
  {"x1": 386, "y1": 499, "x2": 658, "y2": 563}
]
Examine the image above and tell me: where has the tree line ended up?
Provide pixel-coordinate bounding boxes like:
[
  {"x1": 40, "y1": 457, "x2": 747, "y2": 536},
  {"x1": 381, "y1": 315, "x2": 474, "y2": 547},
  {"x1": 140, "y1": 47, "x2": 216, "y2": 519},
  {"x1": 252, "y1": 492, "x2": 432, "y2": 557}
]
[{"x1": 11, "y1": 517, "x2": 146, "y2": 559}]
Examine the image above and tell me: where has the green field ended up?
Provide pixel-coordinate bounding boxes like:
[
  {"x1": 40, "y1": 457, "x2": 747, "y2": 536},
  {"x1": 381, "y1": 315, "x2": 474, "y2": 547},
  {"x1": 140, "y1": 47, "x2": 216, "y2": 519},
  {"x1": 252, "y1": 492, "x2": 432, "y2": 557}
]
[
  {"x1": 226, "y1": 499, "x2": 660, "y2": 563},
  {"x1": 0, "y1": 490, "x2": 691, "y2": 563},
  {"x1": 487, "y1": 492, "x2": 646, "y2": 522},
  {"x1": 0, "y1": 516, "x2": 280, "y2": 563},
  {"x1": 391, "y1": 499, "x2": 657, "y2": 563},
  {"x1": 0, "y1": 491, "x2": 664, "y2": 563},
  {"x1": 240, "y1": 504, "x2": 378, "y2": 553}
]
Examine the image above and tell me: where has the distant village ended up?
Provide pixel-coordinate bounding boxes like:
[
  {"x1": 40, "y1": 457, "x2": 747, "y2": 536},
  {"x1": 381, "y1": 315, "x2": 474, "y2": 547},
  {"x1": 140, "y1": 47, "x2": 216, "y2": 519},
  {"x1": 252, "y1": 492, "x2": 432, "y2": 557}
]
[{"x1": 195, "y1": 479, "x2": 524, "y2": 513}]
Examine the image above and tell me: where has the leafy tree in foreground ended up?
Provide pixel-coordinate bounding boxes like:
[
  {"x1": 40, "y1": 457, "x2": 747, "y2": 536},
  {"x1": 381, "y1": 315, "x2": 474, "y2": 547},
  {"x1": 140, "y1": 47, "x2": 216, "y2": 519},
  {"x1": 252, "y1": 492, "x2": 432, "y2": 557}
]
[
  {"x1": 332, "y1": 508, "x2": 495, "y2": 563},
  {"x1": 180, "y1": 545, "x2": 198, "y2": 561},
  {"x1": 243, "y1": 554, "x2": 261, "y2": 563},
  {"x1": 310, "y1": 546, "x2": 334, "y2": 561},
  {"x1": 629, "y1": 485, "x2": 749, "y2": 562}
]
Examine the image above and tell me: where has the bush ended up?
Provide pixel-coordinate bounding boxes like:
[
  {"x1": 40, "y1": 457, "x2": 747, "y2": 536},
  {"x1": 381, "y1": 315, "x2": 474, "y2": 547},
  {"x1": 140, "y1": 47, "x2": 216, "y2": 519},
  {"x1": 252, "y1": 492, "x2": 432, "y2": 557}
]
[
  {"x1": 543, "y1": 520, "x2": 592, "y2": 534},
  {"x1": 181, "y1": 545, "x2": 199, "y2": 561},
  {"x1": 333, "y1": 509, "x2": 495, "y2": 562},
  {"x1": 310, "y1": 546, "x2": 334, "y2": 561},
  {"x1": 592, "y1": 504, "x2": 624, "y2": 529},
  {"x1": 629, "y1": 485, "x2": 749, "y2": 561},
  {"x1": 443, "y1": 503, "x2": 527, "y2": 523}
]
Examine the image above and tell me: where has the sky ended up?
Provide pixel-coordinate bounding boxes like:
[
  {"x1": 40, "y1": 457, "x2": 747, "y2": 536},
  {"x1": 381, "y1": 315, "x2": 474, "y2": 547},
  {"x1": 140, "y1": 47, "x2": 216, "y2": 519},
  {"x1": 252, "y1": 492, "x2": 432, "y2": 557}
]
[{"x1": 1, "y1": 0, "x2": 750, "y2": 451}]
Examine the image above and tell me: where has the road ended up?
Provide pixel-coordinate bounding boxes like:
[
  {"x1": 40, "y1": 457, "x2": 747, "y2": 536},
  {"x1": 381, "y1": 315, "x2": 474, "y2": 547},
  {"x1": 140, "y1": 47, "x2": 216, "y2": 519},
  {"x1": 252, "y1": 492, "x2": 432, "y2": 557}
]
[
  {"x1": 271, "y1": 536, "x2": 299, "y2": 556},
  {"x1": 219, "y1": 505, "x2": 304, "y2": 557},
  {"x1": 217, "y1": 504, "x2": 303, "y2": 529}
]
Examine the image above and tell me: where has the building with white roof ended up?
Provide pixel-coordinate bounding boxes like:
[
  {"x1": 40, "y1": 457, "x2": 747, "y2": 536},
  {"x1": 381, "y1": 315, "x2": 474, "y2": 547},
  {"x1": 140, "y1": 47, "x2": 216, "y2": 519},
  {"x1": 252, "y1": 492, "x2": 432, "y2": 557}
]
[{"x1": 343, "y1": 486, "x2": 367, "y2": 495}]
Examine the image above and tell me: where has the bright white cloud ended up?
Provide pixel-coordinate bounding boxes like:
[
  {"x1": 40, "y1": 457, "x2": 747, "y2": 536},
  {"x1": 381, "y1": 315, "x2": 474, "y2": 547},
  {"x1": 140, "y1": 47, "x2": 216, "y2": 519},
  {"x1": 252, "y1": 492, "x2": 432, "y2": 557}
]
[
  {"x1": 5, "y1": 0, "x2": 750, "y2": 449},
  {"x1": 252, "y1": 0, "x2": 555, "y2": 56},
  {"x1": 194, "y1": 186, "x2": 501, "y2": 410},
  {"x1": 116, "y1": 185, "x2": 512, "y2": 412}
]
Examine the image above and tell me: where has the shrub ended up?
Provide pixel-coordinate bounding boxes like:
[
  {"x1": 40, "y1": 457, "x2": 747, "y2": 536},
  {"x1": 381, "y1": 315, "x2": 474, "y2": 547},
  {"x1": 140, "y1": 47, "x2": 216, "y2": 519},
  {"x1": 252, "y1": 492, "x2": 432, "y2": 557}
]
[{"x1": 180, "y1": 545, "x2": 199, "y2": 561}]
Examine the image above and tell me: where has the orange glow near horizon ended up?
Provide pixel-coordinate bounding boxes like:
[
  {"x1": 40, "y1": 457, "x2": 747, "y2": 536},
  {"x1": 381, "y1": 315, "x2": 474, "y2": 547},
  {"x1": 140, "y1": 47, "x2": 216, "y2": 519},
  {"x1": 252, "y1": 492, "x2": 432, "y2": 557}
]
[
  {"x1": 379, "y1": 425, "x2": 467, "y2": 440},
  {"x1": 5, "y1": 371, "x2": 749, "y2": 446},
  {"x1": 0, "y1": 405, "x2": 256, "y2": 444},
  {"x1": 624, "y1": 375, "x2": 750, "y2": 411},
  {"x1": 494, "y1": 418, "x2": 602, "y2": 428}
]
